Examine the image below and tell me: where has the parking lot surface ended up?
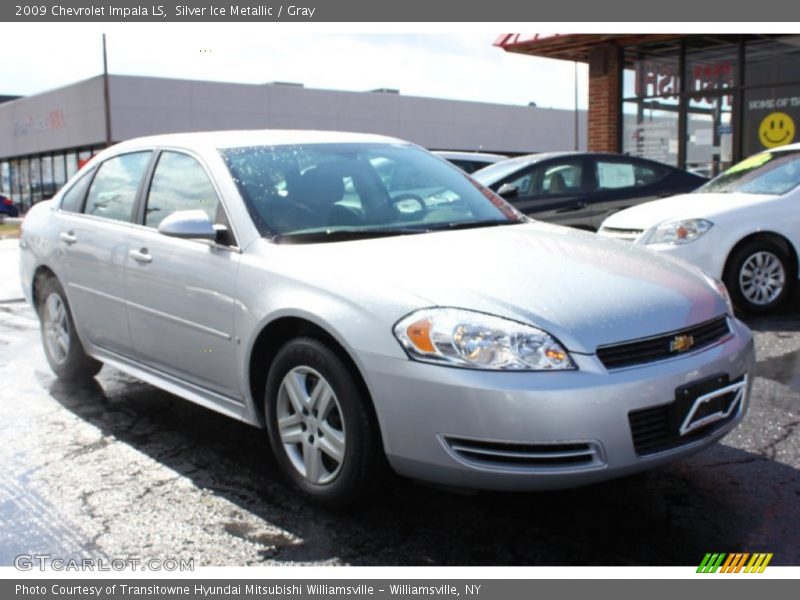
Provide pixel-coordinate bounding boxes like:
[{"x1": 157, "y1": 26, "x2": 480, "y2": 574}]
[{"x1": 1, "y1": 247, "x2": 798, "y2": 566}]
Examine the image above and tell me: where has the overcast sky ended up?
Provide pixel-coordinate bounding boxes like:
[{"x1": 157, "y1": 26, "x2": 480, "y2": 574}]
[{"x1": 2, "y1": 25, "x2": 588, "y2": 110}]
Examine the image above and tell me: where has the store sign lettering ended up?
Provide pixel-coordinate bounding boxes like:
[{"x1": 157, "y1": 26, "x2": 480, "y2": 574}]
[
  {"x1": 636, "y1": 61, "x2": 733, "y2": 102},
  {"x1": 12, "y1": 110, "x2": 66, "y2": 137}
]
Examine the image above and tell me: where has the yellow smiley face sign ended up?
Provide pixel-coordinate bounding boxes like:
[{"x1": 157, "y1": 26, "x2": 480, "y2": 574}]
[{"x1": 758, "y1": 112, "x2": 796, "y2": 149}]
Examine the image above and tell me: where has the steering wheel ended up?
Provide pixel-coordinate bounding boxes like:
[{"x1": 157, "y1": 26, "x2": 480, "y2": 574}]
[{"x1": 391, "y1": 193, "x2": 428, "y2": 221}]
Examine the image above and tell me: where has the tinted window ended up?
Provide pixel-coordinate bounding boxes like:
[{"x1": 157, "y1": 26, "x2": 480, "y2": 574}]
[
  {"x1": 83, "y1": 152, "x2": 151, "y2": 222},
  {"x1": 60, "y1": 169, "x2": 94, "y2": 213},
  {"x1": 596, "y1": 160, "x2": 663, "y2": 190},
  {"x1": 145, "y1": 152, "x2": 222, "y2": 228}
]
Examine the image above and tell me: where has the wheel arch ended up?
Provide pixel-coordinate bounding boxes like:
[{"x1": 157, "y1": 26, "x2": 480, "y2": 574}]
[
  {"x1": 31, "y1": 265, "x2": 59, "y2": 314},
  {"x1": 723, "y1": 231, "x2": 799, "y2": 282},
  {"x1": 246, "y1": 316, "x2": 383, "y2": 449}
]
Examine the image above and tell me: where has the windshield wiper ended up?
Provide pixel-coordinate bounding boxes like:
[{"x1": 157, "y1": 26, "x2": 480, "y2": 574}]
[
  {"x1": 273, "y1": 227, "x2": 430, "y2": 244},
  {"x1": 422, "y1": 219, "x2": 523, "y2": 231}
]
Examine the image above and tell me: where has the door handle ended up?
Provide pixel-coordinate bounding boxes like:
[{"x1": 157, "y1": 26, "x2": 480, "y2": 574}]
[
  {"x1": 59, "y1": 231, "x2": 77, "y2": 245},
  {"x1": 129, "y1": 248, "x2": 152, "y2": 264}
]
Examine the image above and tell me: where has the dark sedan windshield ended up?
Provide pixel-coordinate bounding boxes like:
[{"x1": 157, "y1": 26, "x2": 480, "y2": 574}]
[
  {"x1": 472, "y1": 157, "x2": 537, "y2": 186},
  {"x1": 220, "y1": 143, "x2": 524, "y2": 241},
  {"x1": 696, "y1": 149, "x2": 800, "y2": 196}
]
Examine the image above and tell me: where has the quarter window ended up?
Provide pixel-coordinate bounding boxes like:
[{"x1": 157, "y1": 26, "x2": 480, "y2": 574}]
[
  {"x1": 145, "y1": 152, "x2": 222, "y2": 229},
  {"x1": 60, "y1": 169, "x2": 94, "y2": 213},
  {"x1": 83, "y1": 152, "x2": 151, "y2": 222}
]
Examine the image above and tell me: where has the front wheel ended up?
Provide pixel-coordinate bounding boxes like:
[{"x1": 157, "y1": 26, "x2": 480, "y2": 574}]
[
  {"x1": 264, "y1": 337, "x2": 383, "y2": 508},
  {"x1": 724, "y1": 240, "x2": 793, "y2": 314},
  {"x1": 37, "y1": 277, "x2": 102, "y2": 381}
]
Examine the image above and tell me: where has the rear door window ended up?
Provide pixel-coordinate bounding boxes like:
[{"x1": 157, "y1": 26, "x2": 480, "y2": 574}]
[{"x1": 83, "y1": 152, "x2": 151, "y2": 222}]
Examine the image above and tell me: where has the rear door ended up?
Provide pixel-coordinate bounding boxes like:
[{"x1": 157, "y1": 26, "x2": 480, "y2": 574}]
[
  {"x1": 123, "y1": 149, "x2": 242, "y2": 399},
  {"x1": 56, "y1": 151, "x2": 152, "y2": 356},
  {"x1": 588, "y1": 157, "x2": 670, "y2": 229},
  {"x1": 497, "y1": 157, "x2": 593, "y2": 228}
]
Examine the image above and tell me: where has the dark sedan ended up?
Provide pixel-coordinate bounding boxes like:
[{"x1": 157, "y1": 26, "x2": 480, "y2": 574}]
[
  {"x1": 0, "y1": 194, "x2": 20, "y2": 219},
  {"x1": 473, "y1": 152, "x2": 706, "y2": 231}
]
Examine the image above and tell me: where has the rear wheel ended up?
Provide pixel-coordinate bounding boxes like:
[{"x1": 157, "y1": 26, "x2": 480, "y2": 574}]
[
  {"x1": 724, "y1": 240, "x2": 793, "y2": 314},
  {"x1": 37, "y1": 277, "x2": 102, "y2": 381},
  {"x1": 264, "y1": 337, "x2": 382, "y2": 508}
]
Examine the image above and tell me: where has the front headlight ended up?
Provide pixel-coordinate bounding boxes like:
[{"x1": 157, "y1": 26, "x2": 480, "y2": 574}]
[
  {"x1": 647, "y1": 219, "x2": 713, "y2": 245},
  {"x1": 393, "y1": 308, "x2": 575, "y2": 371}
]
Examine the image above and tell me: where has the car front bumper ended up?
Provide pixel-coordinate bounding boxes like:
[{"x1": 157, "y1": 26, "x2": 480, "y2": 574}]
[{"x1": 360, "y1": 317, "x2": 754, "y2": 491}]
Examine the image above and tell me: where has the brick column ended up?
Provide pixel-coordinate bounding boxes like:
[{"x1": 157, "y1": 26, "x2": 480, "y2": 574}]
[{"x1": 587, "y1": 45, "x2": 621, "y2": 153}]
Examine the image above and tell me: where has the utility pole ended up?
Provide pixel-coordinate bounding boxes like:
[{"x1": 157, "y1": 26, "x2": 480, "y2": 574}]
[
  {"x1": 574, "y1": 61, "x2": 579, "y2": 151},
  {"x1": 102, "y1": 34, "x2": 112, "y2": 147}
]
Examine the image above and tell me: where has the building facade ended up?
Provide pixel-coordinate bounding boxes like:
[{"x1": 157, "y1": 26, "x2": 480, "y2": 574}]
[
  {"x1": 497, "y1": 34, "x2": 800, "y2": 178},
  {"x1": 0, "y1": 75, "x2": 587, "y2": 211}
]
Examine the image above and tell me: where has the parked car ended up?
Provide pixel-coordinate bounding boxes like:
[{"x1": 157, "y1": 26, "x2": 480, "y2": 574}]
[
  {"x1": 432, "y1": 150, "x2": 508, "y2": 173},
  {"x1": 0, "y1": 194, "x2": 20, "y2": 218},
  {"x1": 472, "y1": 152, "x2": 706, "y2": 230},
  {"x1": 20, "y1": 131, "x2": 753, "y2": 507},
  {"x1": 599, "y1": 144, "x2": 800, "y2": 314}
]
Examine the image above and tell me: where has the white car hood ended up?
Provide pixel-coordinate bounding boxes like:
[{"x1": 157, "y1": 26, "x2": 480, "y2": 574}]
[
  {"x1": 264, "y1": 222, "x2": 728, "y2": 354},
  {"x1": 602, "y1": 192, "x2": 779, "y2": 229}
]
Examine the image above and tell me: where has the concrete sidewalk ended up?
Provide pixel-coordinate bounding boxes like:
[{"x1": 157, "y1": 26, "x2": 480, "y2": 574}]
[{"x1": 0, "y1": 237, "x2": 24, "y2": 303}]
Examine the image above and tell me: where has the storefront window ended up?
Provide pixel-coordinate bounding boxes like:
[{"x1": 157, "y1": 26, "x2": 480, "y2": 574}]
[
  {"x1": 686, "y1": 95, "x2": 734, "y2": 177},
  {"x1": 684, "y1": 37, "x2": 738, "y2": 96},
  {"x1": 623, "y1": 101, "x2": 679, "y2": 167},
  {"x1": 19, "y1": 158, "x2": 30, "y2": 209},
  {"x1": 53, "y1": 153, "x2": 66, "y2": 188},
  {"x1": 66, "y1": 152, "x2": 78, "y2": 178},
  {"x1": 30, "y1": 157, "x2": 42, "y2": 204},
  {"x1": 41, "y1": 155, "x2": 55, "y2": 199},
  {"x1": 9, "y1": 161, "x2": 19, "y2": 199},
  {"x1": 0, "y1": 162, "x2": 8, "y2": 195}
]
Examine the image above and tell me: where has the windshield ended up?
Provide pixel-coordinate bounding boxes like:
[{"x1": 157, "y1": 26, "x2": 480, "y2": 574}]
[
  {"x1": 220, "y1": 142, "x2": 524, "y2": 242},
  {"x1": 472, "y1": 157, "x2": 536, "y2": 186},
  {"x1": 696, "y1": 149, "x2": 800, "y2": 195}
]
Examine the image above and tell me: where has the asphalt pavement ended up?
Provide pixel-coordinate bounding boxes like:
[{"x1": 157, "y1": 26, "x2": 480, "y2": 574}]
[{"x1": 0, "y1": 240, "x2": 798, "y2": 566}]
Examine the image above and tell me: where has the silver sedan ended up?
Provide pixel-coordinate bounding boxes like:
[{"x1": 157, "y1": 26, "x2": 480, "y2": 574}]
[{"x1": 19, "y1": 130, "x2": 754, "y2": 507}]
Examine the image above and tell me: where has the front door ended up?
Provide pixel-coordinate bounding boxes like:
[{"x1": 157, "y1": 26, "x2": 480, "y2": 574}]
[
  {"x1": 500, "y1": 157, "x2": 593, "y2": 228},
  {"x1": 124, "y1": 150, "x2": 241, "y2": 399}
]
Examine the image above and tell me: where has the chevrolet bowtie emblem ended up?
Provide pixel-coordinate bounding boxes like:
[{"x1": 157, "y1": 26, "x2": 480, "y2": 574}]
[{"x1": 670, "y1": 334, "x2": 695, "y2": 353}]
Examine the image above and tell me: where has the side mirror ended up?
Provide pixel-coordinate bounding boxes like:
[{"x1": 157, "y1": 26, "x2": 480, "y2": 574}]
[
  {"x1": 157, "y1": 210, "x2": 217, "y2": 240},
  {"x1": 497, "y1": 183, "x2": 519, "y2": 198}
]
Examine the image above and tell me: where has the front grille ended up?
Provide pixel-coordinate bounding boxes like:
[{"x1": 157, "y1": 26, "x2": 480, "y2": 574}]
[
  {"x1": 597, "y1": 316, "x2": 731, "y2": 370},
  {"x1": 598, "y1": 226, "x2": 644, "y2": 242},
  {"x1": 443, "y1": 436, "x2": 603, "y2": 470},
  {"x1": 629, "y1": 374, "x2": 746, "y2": 456}
]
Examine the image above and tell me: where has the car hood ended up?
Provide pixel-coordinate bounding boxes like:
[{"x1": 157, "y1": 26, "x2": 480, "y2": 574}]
[
  {"x1": 265, "y1": 222, "x2": 728, "y2": 354},
  {"x1": 601, "y1": 192, "x2": 780, "y2": 229}
]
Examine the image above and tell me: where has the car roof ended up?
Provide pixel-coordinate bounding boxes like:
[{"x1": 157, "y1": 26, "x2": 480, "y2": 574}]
[
  {"x1": 102, "y1": 129, "x2": 407, "y2": 155},
  {"x1": 432, "y1": 151, "x2": 508, "y2": 161}
]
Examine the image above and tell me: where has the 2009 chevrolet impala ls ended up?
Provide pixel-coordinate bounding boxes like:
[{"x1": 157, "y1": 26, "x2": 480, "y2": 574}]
[{"x1": 19, "y1": 131, "x2": 754, "y2": 507}]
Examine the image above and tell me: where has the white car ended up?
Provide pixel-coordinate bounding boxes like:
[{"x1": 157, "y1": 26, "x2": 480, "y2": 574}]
[{"x1": 599, "y1": 144, "x2": 800, "y2": 313}]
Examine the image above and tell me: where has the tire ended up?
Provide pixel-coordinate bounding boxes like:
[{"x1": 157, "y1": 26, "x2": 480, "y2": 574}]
[
  {"x1": 724, "y1": 240, "x2": 793, "y2": 314},
  {"x1": 264, "y1": 337, "x2": 382, "y2": 509},
  {"x1": 37, "y1": 277, "x2": 102, "y2": 382}
]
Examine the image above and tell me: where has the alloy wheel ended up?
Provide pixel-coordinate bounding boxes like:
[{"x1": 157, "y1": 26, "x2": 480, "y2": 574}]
[
  {"x1": 276, "y1": 366, "x2": 346, "y2": 485},
  {"x1": 739, "y1": 250, "x2": 786, "y2": 306},
  {"x1": 43, "y1": 293, "x2": 70, "y2": 365}
]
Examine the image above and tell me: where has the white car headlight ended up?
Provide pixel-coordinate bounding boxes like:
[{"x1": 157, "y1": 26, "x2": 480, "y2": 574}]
[
  {"x1": 393, "y1": 308, "x2": 575, "y2": 371},
  {"x1": 647, "y1": 219, "x2": 713, "y2": 245}
]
